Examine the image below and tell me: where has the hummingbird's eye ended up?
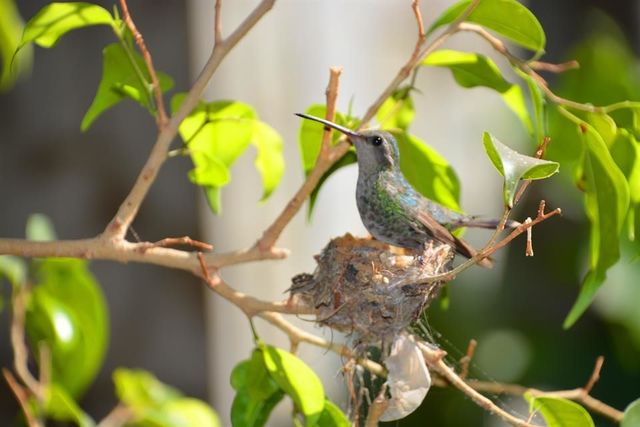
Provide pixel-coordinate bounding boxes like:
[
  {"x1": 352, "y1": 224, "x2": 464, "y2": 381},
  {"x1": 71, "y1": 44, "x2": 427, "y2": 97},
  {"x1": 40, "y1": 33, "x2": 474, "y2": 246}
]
[{"x1": 371, "y1": 135, "x2": 384, "y2": 146}]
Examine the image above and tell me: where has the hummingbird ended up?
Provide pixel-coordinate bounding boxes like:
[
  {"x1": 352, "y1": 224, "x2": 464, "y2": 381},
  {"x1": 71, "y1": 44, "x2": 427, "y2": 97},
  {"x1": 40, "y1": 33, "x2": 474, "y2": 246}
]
[{"x1": 296, "y1": 113, "x2": 518, "y2": 267}]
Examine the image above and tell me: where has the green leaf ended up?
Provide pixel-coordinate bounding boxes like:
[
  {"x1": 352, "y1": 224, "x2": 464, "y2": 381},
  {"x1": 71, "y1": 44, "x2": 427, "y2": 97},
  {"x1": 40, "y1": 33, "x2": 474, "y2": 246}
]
[
  {"x1": 114, "y1": 368, "x2": 182, "y2": 410},
  {"x1": 45, "y1": 384, "x2": 95, "y2": 427},
  {"x1": 0, "y1": 0, "x2": 32, "y2": 92},
  {"x1": 172, "y1": 94, "x2": 283, "y2": 213},
  {"x1": 423, "y1": 49, "x2": 511, "y2": 92},
  {"x1": 526, "y1": 395, "x2": 594, "y2": 427},
  {"x1": 502, "y1": 84, "x2": 533, "y2": 135},
  {"x1": 261, "y1": 345, "x2": 325, "y2": 425},
  {"x1": 19, "y1": 2, "x2": 114, "y2": 49},
  {"x1": 564, "y1": 122, "x2": 630, "y2": 328},
  {"x1": 427, "y1": 0, "x2": 545, "y2": 53},
  {"x1": 376, "y1": 87, "x2": 415, "y2": 131},
  {"x1": 423, "y1": 50, "x2": 532, "y2": 132},
  {"x1": 158, "y1": 398, "x2": 221, "y2": 427},
  {"x1": 26, "y1": 213, "x2": 57, "y2": 241},
  {"x1": 0, "y1": 255, "x2": 27, "y2": 288},
  {"x1": 316, "y1": 400, "x2": 349, "y2": 427},
  {"x1": 252, "y1": 121, "x2": 285, "y2": 200},
  {"x1": 26, "y1": 258, "x2": 108, "y2": 398},
  {"x1": 82, "y1": 43, "x2": 174, "y2": 131},
  {"x1": 518, "y1": 70, "x2": 546, "y2": 142},
  {"x1": 307, "y1": 150, "x2": 357, "y2": 219},
  {"x1": 393, "y1": 132, "x2": 461, "y2": 212},
  {"x1": 231, "y1": 389, "x2": 285, "y2": 427},
  {"x1": 230, "y1": 351, "x2": 284, "y2": 427},
  {"x1": 611, "y1": 130, "x2": 640, "y2": 205},
  {"x1": 622, "y1": 398, "x2": 640, "y2": 427},
  {"x1": 482, "y1": 132, "x2": 559, "y2": 207}
]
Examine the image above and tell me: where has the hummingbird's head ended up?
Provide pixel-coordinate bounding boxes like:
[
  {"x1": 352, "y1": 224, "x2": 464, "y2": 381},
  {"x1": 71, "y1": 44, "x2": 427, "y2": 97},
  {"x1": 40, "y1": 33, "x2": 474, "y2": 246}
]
[{"x1": 295, "y1": 113, "x2": 400, "y2": 173}]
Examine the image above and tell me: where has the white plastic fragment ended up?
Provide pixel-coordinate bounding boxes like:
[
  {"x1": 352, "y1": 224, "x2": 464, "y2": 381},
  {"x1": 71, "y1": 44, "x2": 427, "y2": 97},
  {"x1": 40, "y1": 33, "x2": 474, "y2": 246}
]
[{"x1": 380, "y1": 334, "x2": 431, "y2": 421}]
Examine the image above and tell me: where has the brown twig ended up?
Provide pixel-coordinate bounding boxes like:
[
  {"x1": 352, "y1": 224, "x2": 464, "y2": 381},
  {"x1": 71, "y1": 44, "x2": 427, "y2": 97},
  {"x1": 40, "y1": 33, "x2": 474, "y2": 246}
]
[
  {"x1": 3, "y1": 369, "x2": 42, "y2": 427},
  {"x1": 411, "y1": 0, "x2": 425, "y2": 39},
  {"x1": 10, "y1": 288, "x2": 43, "y2": 400},
  {"x1": 148, "y1": 236, "x2": 213, "y2": 251},
  {"x1": 466, "y1": 356, "x2": 623, "y2": 423},
  {"x1": 525, "y1": 218, "x2": 534, "y2": 256},
  {"x1": 529, "y1": 60, "x2": 579, "y2": 74},
  {"x1": 214, "y1": 0, "x2": 223, "y2": 45},
  {"x1": 255, "y1": 67, "x2": 343, "y2": 251},
  {"x1": 97, "y1": 404, "x2": 135, "y2": 427},
  {"x1": 418, "y1": 342, "x2": 540, "y2": 427},
  {"x1": 459, "y1": 339, "x2": 477, "y2": 380},
  {"x1": 104, "y1": 0, "x2": 277, "y2": 240},
  {"x1": 365, "y1": 385, "x2": 389, "y2": 427},
  {"x1": 118, "y1": 0, "x2": 168, "y2": 128}
]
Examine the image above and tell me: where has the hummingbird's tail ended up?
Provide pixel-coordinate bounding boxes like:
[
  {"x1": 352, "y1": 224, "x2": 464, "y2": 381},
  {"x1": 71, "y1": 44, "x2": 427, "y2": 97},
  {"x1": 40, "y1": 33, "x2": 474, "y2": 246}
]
[{"x1": 455, "y1": 217, "x2": 521, "y2": 230}]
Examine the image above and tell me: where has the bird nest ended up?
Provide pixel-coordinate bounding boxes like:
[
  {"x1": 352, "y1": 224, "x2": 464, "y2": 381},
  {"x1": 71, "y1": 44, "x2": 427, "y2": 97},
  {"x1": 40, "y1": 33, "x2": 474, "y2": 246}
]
[{"x1": 289, "y1": 234, "x2": 454, "y2": 345}]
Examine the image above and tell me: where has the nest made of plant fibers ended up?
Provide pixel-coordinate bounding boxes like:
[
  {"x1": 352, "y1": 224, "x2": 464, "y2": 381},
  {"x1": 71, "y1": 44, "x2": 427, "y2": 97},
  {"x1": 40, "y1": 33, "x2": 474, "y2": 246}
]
[{"x1": 289, "y1": 234, "x2": 454, "y2": 345}]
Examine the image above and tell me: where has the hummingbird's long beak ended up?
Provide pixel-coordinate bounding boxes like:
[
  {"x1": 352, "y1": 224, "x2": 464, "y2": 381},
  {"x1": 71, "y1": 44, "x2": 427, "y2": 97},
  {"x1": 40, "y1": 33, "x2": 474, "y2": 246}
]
[{"x1": 295, "y1": 113, "x2": 361, "y2": 141}]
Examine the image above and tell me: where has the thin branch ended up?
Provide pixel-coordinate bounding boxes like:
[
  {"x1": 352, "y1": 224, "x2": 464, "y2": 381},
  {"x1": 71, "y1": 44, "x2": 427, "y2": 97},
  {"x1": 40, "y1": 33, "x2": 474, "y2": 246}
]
[
  {"x1": 458, "y1": 22, "x2": 640, "y2": 114},
  {"x1": 3, "y1": 369, "x2": 42, "y2": 427},
  {"x1": 214, "y1": 0, "x2": 223, "y2": 45},
  {"x1": 418, "y1": 342, "x2": 540, "y2": 427},
  {"x1": 255, "y1": 66, "x2": 343, "y2": 251},
  {"x1": 459, "y1": 339, "x2": 477, "y2": 380},
  {"x1": 97, "y1": 404, "x2": 135, "y2": 427},
  {"x1": 10, "y1": 288, "x2": 43, "y2": 400},
  {"x1": 529, "y1": 60, "x2": 579, "y2": 74},
  {"x1": 411, "y1": 0, "x2": 425, "y2": 39},
  {"x1": 118, "y1": 0, "x2": 168, "y2": 128},
  {"x1": 584, "y1": 355, "x2": 604, "y2": 394},
  {"x1": 104, "y1": 0, "x2": 277, "y2": 240},
  {"x1": 365, "y1": 385, "x2": 389, "y2": 427},
  {"x1": 146, "y1": 236, "x2": 213, "y2": 251}
]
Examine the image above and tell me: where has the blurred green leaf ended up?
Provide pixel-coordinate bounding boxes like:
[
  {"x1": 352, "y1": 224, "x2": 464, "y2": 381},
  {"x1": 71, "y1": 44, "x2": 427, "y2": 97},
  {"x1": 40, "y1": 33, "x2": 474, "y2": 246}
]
[
  {"x1": 564, "y1": 121, "x2": 630, "y2": 328},
  {"x1": 427, "y1": 0, "x2": 545, "y2": 53},
  {"x1": 622, "y1": 398, "x2": 640, "y2": 427},
  {"x1": 0, "y1": 255, "x2": 27, "y2": 288},
  {"x1": 377, "y1": 86, "x2": 415, "y2": 131},
  {"x1": 526, "y1": 395, "x2": 594, "y2": 427},
  {"x1": 423, "y1": 49, "x2": 511, "y2": 92},
  {"x1": 261, "y1": 344, "x2": 325, "y2": 425},
  {"x1": 45, "y1": 384, "x2": 95, "y2": 427},
  {"x1": 231, "y1": 351, "x2": 284, "y2": 427},
  {"x1": 27, "y1": 213, "x2": 57, "y2": 241},
  {"x1": 115, "y1": 369, "x2": 220, "y2": 427},
  {"x1": 298, "y1": 104, "x2": 359, "y2": 218},
  {"x1": 19, "y1": 2, "x2": 114, "y2": 49},
  {"x1": 114, "y1": 368, "x2": 181, "y2": 410},
  {"x1": 26, "y1": 257, "x2": 108, "y2": 398},
  {"x1": 316, "y1": 400, "x2": 349, "y2": 427},
  {"x1": 423, "y1": 50, "x2": 532, "y2": 132},
  {"x1": 82, "y1": 43, "x2": 174, "y2": 131},
  {"x1": 518, "y1": 70, "x2": 546, "y2": 142},
  {"x1": 253, "y1": 121, "x2": 285, "y2": 200},
  {"x1": 482, "y1": 132, "x2": 559, "y2": 207},
  {"x1": 172, "y1": 94, "x2": 283, "y2": 214},
  {"x1": 0, "y1": 0, "x2": 32, "y2": 91},
  {"x1": 393, "y1": 131, "x2": 461, "y2": 212},
  {"x1": 611, "y1": 130, "x2": 640, "y2": 206}
]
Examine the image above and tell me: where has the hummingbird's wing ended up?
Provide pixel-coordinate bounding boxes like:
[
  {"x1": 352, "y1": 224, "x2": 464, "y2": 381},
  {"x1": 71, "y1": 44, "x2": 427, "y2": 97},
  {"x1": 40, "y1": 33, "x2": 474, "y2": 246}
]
[{"x1": 415, "y1": 210, "x2": 493, "y2": 268}]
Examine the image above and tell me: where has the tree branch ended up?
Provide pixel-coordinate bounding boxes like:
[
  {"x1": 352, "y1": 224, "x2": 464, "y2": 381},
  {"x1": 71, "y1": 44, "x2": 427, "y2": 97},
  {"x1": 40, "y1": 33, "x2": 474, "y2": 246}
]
[
  {"x1": 118, "y1": 0, "x2": 168, "y2": 128},
  {"x1": 104, "y1": 0, "x2": 277, "y2": 240}
]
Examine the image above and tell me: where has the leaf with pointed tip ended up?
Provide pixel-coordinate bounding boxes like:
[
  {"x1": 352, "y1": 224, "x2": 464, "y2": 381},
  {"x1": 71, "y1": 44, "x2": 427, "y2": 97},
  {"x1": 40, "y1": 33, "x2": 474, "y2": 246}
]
[
  {"x1": 253, "y1": 121, "x2": 285, "y2": 200},
  {"x1": 377, "y1": 86, "x2": 415, "y2": 131},
  {"x1": 82, "y1": 43, "x2": 174, "y2": 131},
  {"x1": 525, "y1": 395, "x2": 594, "y2": 427},
  {"x1": 261, "y1": 344, "x2": 325, "y2": 425},
  {"x1": 18, "y1": 2, "x2": 114, "y2": 49},
  {"x1": 423, "y1": 50, "x2": 532, "y2": 133},
  {"x1": 564, "y1": 122, "x2": 629, "y2": 328},
  {"x1": 622, "y1": 398, "x2": 640, "y2": 427},
  {"x1": 427, "y1": 0, "x2": 545, "y2": 53},
  {"x1": 482, "y1": 132, "x2": 559, "y2": 207}
]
